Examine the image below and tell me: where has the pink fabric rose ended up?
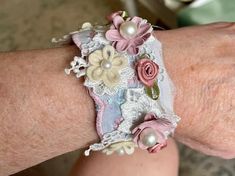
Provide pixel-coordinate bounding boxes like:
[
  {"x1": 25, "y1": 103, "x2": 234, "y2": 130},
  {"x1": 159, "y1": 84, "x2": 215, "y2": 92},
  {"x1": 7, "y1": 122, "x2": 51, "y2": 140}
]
[
  {"x1": 136, "y1": 58, "x2": 159, "y2": 87},
  {"x1": 132, "y1": 113, "x2": 174, "y2": 153},
  {"x1": 105, "y1": 11, "x2": 153, "y2": 55}
]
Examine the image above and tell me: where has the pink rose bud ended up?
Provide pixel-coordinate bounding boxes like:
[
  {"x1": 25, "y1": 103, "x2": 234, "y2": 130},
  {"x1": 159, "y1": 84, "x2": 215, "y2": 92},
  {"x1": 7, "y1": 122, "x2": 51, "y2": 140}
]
[
  {"x1": 132, "y1": 113, "x2": 174, "y2": 153},
  {"x1": 136, "y1": 58, "x2": 159, "y2": 87}
]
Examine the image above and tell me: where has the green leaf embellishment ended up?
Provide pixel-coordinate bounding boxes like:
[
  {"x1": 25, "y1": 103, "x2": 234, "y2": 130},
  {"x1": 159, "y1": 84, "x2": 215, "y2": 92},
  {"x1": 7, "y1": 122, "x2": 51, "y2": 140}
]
[
  {"x1": 145, "y1": 81, "x2": 160, "y2": 100},
  {"x1": 121, "y1": 11, "x2": 129, "y2": 20}
]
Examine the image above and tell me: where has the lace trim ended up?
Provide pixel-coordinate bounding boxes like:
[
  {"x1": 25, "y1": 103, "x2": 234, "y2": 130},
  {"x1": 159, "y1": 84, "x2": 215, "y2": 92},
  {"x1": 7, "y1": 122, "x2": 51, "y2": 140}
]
[
  {"x1": 118, "y1": 88, "x2": 163, "y2": 133},
  {"x1": 84, "y1": 130, "x2": 132, "y2": 156},
  {"x1": 84, "y1": 66, "x2": 134, "y2": 96}
]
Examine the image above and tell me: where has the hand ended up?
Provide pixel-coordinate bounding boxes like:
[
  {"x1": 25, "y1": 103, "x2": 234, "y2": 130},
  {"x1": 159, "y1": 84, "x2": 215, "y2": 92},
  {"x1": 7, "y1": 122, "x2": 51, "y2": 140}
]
[{"x1": 155, "y1": 22, "x2": 235, "y2": 159}]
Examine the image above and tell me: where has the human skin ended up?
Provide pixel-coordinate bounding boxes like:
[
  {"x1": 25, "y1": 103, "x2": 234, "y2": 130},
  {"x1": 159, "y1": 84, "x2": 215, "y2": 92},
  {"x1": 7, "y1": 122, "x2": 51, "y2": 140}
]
[
  {"x1": 0, "y1": 22, "x2": 234, "y2": 175},
  {"x1": 155, "y1": 22, "x2": 235, "y2": 158},
  {"x1": 70, "y1": 139, "x2": 179, "y2": 176}
]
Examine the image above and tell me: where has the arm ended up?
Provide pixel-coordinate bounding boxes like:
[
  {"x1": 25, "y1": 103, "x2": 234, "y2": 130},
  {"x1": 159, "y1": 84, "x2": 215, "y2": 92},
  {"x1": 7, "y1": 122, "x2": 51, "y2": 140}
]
[
  {"x1": 0, "y1": 22, "x2": 234, "y2": 175},
  {"x1": 0, "y1": 46, "x2": 98, "y2": 175},
  {"x1": 156, "y1": 22, "x2": 235, "y2": 158}
]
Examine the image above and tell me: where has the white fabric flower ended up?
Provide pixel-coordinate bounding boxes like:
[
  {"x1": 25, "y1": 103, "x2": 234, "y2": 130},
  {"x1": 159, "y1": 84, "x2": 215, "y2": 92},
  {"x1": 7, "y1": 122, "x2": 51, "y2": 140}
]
[
  {"x1": 84, "y1": 130, "x2": 133, "y2": 156},
  {"x1": 86, "y1": 45, "x2": 128, "y2": 88},
  {"x1": 102, "y1": 141, "x2": 136, "y2": 155},
  {"x1": 84, "y1": 66, "x2": 134, "y2": 96}
]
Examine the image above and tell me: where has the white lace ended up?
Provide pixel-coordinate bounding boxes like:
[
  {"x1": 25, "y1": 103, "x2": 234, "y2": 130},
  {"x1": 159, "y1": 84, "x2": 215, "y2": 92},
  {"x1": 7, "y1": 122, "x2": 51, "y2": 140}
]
[
  {"x1": 118, "y1": 88, "x2": 163, "y2": 133},
  {"x1": 64, "y1": 56, "x2": 88, "y2": 78},
  {"x1": 84, "y1": 66, "x2": 134, "y2": 96},
  {"x1": 84, "y1": 130, "x2": 132, "y2": 156}
]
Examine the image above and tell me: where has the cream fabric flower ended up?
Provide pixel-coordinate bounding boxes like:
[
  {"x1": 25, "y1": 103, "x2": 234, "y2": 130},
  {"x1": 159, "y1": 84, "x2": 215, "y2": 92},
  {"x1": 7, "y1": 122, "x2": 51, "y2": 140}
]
[
  {"x1": 102, "y1": 141, "x2": 136, "y2": 155},
  {"x1": 86, "y1": 45, "x2": 128, "y2": 88}
]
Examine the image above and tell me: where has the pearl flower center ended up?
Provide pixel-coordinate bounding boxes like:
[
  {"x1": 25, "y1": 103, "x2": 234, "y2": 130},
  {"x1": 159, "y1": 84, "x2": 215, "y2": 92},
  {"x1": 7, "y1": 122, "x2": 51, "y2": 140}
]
[
  {"x1": 120, "y1": 21, "x2": 138, "y2": 39},
  {"x1": 139, "y1": 128, "x2": 158, "y2": 147},
  {"x1": 101, "y1": 59, "x2": 112, "y2": 70}
]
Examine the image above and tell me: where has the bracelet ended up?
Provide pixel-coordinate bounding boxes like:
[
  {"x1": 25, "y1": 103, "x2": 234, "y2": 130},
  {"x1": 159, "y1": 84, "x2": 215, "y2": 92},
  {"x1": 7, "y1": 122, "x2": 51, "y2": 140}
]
[{"x1": 56, "y1": 11, "x2": 180, "y2": 156}]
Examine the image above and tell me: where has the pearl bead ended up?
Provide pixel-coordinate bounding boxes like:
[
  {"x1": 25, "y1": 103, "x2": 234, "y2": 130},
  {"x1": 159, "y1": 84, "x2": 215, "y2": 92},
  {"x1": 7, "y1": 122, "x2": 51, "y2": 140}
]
[
  {"x1": 120, "y1": 21, "x2": 138, "y2": 39},
  {"x1": 101, "y1": 60, "x2": 112, "y2": 70},
  {"x1": 139, "y1": 128, "x2": 157, "y2": 147},
  {"x1": 116, "y1": 148, "x2": 125, "y2": 155}
]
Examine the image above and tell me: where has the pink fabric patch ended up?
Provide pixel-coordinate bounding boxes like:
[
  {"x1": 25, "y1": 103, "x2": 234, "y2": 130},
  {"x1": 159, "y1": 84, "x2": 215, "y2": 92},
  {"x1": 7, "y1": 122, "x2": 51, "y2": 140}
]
[{"x1": 89, "y1": 90, "x2": 106, "y2": 138}]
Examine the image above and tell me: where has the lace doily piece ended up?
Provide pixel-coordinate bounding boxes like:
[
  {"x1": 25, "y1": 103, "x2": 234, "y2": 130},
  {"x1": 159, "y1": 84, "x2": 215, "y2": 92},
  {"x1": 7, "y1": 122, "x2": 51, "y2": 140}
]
[{"x1": 118, "y1": 88, "x2": 163, "y2": 133}]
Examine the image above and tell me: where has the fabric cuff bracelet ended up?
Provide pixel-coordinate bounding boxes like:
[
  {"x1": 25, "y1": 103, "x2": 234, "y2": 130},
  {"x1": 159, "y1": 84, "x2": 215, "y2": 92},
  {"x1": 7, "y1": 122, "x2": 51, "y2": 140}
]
[{"x1": 53, "y1": 11, "x2": 180, "y2": 156}]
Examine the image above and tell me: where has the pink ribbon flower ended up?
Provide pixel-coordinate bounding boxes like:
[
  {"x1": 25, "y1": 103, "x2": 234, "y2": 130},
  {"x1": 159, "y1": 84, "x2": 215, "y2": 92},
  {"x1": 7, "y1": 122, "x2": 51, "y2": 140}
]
[
  {"x1": 136, "y1": 58, "x2": 159, "y2": 87},
  {"x1": 132, "y1": 113, "x2": 174, "y2": 153},
  {"x1": 105, "y1": 11, "x2": 153, "y2": 55}
]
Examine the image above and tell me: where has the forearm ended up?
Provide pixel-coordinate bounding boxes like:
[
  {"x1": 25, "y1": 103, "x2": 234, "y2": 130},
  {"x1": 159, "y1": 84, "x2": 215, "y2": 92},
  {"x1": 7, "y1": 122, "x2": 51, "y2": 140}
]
[{"x1": 0, "y1": 46, "x2": 98, "y2": 175}]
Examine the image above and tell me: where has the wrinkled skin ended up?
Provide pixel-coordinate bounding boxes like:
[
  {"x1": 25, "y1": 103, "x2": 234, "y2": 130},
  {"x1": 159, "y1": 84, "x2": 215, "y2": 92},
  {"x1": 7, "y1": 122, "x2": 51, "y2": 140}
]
[{"x1": 155, "y1": 22, "x2": 235, "y2": 159}]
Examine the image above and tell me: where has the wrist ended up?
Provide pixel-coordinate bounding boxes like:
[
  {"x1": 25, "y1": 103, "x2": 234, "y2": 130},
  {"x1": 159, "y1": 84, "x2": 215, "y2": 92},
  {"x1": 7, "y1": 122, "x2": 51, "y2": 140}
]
[
  {"x1": 0, "y1": 46, "x2": 98, "y2": 175},
  {"x1": 46, "y1": 46, "x2": 98, "y2": 150},
  {"x1": 153, "y1": 30, "x2": 189, "y2": 138}
]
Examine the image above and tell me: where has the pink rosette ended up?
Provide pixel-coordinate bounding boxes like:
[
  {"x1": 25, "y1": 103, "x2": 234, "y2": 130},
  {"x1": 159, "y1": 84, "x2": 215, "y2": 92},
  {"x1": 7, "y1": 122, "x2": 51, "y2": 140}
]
[
  {"x1": 136, "y1": 58, "x2": 159, "y2": 87},
  {"x1": 132, "y1": 113, "x2": 174, "y2": 153},
  {"x1": 105, "y1": 11, "x2": 153, "y2": 55}
]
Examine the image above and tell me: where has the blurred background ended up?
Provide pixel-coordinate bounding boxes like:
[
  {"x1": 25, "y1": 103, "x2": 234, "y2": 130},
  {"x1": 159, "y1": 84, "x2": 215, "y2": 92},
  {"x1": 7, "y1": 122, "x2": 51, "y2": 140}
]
[{"x1": 0, "y1": 0, "x2": 235, "y2": 175}]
